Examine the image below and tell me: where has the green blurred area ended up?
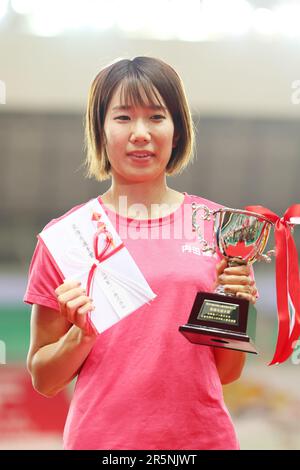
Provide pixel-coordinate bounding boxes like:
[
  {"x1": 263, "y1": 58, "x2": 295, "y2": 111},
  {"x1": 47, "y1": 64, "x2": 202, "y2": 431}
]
[{"x1": 0, "y1": 304, "x2": 31, "y2": 362}]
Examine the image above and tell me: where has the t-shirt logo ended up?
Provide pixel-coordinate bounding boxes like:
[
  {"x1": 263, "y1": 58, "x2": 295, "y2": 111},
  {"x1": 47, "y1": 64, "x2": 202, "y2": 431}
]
[{"x1": 181, "y1": 244, "x2": 217, "y2": 258}]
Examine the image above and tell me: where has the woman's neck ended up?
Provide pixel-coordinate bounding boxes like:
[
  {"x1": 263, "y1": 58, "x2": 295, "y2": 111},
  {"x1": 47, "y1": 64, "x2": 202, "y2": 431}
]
[{"x1": 101, "y1": 174, "x2": 184, "y2": 219}]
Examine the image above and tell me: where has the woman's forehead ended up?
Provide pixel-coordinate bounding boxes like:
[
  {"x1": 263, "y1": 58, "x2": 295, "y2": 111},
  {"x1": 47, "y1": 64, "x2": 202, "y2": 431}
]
[{"x1": 109, "y1": 82, "x2": 166, "y2": 109}]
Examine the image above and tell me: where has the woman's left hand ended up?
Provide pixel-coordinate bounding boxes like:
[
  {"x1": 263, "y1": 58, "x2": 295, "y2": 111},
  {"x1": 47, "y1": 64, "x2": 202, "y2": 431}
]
[{"x1": 215, "y1": 259, "x2": 258, "y2": 304}]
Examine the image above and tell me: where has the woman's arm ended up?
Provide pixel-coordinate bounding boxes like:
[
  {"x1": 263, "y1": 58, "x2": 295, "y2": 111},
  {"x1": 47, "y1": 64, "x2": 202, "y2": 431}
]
[
  {"x1": 27, "y1": 282, "x2": 97, "y2": 397},
  {"x1": 213, "y1": 348, "x2": 246, "y2": 385}
]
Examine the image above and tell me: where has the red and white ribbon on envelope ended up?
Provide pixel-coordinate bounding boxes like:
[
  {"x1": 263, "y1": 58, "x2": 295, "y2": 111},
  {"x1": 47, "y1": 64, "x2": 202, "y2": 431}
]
[{"x1": 39, "y1": 198, "x2": 156, "y2": 334}]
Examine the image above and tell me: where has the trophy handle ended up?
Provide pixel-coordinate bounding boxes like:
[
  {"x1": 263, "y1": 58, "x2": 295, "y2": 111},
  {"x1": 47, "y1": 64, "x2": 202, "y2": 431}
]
[
  {"x1": 256, "y1": 249, "x2": 276, "y2": 263},
  {"x1": 192, "y1": 203, "x2": 216, "y2": 253}
]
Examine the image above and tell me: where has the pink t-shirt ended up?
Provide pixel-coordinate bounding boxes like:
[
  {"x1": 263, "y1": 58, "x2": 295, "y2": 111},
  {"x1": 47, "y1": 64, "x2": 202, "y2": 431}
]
[{"x1": 24, "y1": 193, "x2": 240, "y2": 450}]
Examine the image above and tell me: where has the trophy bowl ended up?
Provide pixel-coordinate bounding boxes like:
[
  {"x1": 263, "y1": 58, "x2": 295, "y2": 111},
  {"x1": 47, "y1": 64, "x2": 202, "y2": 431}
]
[
  {"x1": 215, "y1": 208, "x2": 273, "y2": 267},
  {"x1": 179, "y1": 205, "x2": 274, "y2": 354}
]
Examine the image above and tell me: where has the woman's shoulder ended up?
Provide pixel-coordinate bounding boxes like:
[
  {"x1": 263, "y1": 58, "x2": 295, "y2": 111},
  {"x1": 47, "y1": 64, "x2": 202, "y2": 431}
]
[
  {"x1": 42, "y1": 197, "x2": 95, "y2": 232},
  {"x1": 184, "y1": 192, "x2": 224, "y2": 211}
]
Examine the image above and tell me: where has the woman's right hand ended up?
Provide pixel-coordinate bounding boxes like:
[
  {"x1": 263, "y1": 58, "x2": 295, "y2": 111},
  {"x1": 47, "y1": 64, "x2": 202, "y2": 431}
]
[{"x1": 55, "y1": 280, "x2": 96, "y2": 335}]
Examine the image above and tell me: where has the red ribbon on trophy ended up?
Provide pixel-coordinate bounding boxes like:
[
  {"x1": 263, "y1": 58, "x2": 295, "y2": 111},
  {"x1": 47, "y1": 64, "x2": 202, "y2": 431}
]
[{"x1": 245, "y1": 204, "x2": 300, "y2": 365}]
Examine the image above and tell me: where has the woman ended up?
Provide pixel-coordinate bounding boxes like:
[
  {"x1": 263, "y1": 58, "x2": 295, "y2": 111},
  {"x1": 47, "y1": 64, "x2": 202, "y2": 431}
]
[{"x1": 24, "y1": 56, "x2": 257, "y2": 450}]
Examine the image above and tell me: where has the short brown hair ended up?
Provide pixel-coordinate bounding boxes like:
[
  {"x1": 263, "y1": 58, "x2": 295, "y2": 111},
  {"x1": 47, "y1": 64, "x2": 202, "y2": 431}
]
[{"x1": 84, "y1": 56, "x2": 195, "y2": 181}]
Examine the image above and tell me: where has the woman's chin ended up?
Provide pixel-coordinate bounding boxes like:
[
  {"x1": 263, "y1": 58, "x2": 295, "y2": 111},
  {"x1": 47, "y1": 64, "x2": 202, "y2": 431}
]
[{"x1": 114, "y1": 167, "x2": 163, "y2": 184}]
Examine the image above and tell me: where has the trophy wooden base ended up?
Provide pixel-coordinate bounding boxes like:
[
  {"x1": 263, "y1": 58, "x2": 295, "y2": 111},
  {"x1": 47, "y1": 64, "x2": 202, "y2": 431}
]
[{"x1": 179, "y1": 291, "x2": 258, "y2": 354}]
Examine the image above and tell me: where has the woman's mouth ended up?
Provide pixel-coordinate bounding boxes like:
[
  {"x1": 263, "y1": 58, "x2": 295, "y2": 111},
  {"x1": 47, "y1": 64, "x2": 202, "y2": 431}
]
[{"x1": 126, "y1": 151, "x2": 155, "y2": 162}]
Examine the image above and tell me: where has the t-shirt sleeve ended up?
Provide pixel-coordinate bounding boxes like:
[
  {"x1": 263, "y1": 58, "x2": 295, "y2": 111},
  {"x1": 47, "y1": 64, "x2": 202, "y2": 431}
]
[{"x1": 23, "y1": 237, "x2": 64, "y2": 311}]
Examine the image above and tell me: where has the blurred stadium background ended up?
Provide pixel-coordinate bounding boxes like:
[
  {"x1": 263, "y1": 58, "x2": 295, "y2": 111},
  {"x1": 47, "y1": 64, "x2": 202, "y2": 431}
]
[{"x1": 0, "y1": 0, "x2": 300, "y2": 450}]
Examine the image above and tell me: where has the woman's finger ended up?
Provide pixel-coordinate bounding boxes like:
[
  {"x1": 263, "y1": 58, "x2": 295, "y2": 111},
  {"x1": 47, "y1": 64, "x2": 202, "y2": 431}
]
[
  {"x1": 64, "y1": 296, "x2": 92, "y2": 323},
  {"x1": 223, "y1": 284, "x2": 256, "y2": 296},
  {"x1": 77, "y1": 302, "x2": 95, "y2": 315},
  {"x1": 57, "y1": 287, "x2": 86, "y2": 305},
  {"x1": 74, "y1": 311, "x2": 88, "y2": 330},
  {"x1": 55, "y1": 280, "x2": 81, "y2": 296},
  {"x1": 223, "y1": 265, "x2": 251, "y2": 276},
  {"x1": 236, "y1": 292, "x2": 257, "y2": 304},
  {"x1": 56, "y1": 287, "x2": 87, "y2": 316},
  {"x1": 216, "y1": 259, "x2": 228, "y2": 276},
  {"x1": 74, "y1": 303, "x2": 95, "y2": 331},
  {"x1": 218, "y1": 274, "x2": 254, "y2": 286}
]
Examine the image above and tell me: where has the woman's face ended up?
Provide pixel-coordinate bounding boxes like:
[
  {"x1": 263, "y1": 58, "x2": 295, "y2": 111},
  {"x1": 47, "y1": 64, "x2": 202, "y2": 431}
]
[{"x1": 103, "y1": 83, "x2": 177, "y2": 183}]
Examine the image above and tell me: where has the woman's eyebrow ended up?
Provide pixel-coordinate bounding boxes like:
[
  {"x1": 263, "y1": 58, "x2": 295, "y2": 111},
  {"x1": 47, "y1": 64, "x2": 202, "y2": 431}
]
[{"x1": 112, "y1": 104, "x2": 167, "y2": 112}]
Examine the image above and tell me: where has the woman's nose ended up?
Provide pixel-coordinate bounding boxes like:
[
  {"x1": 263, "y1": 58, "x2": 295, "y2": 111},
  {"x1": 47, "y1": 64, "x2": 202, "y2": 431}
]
[{"x1": 129, "y1": 120, "x2": 151, "y2": 143}]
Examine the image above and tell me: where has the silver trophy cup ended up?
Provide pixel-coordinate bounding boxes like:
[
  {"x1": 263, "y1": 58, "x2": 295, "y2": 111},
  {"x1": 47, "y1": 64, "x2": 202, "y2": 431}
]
[{"x1": 179, "y1": 204, "x2": 274, "y2": 354}]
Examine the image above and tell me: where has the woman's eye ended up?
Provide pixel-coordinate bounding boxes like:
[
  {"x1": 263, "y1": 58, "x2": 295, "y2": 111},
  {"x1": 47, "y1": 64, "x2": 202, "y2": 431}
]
[
  {"x1": 151, "y1": 115, "x2": 166, "y2": 120},
  {"x1": 114, "y1": 114, "x2": 165, "y2": 121},
  {"x1": 115, "y1": 115, "x2": 130, "y2": 120}
]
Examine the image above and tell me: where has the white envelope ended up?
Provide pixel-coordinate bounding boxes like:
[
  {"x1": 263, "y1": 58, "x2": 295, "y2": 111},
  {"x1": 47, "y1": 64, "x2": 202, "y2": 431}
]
[{"x1": 39, "y1": 198, "x2": 156, "y2": 333}]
